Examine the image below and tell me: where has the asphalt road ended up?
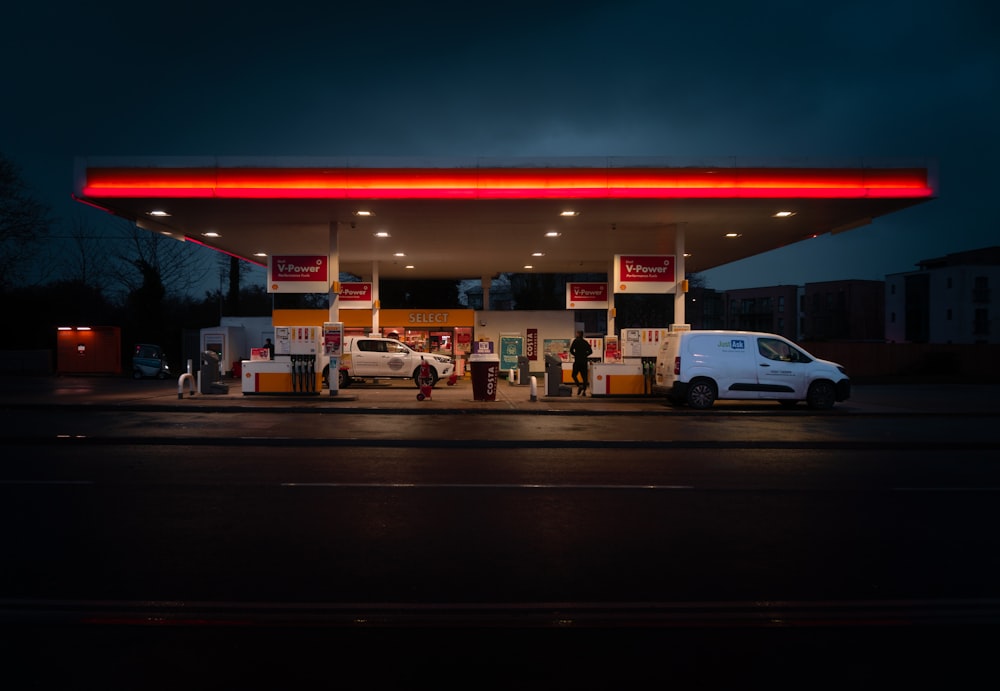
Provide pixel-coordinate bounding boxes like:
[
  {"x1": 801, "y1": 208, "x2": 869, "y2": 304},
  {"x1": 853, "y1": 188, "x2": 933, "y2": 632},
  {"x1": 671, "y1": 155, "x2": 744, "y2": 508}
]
[{"x1": 2, "y1": 376, "x2": 1000, "y2": 687}]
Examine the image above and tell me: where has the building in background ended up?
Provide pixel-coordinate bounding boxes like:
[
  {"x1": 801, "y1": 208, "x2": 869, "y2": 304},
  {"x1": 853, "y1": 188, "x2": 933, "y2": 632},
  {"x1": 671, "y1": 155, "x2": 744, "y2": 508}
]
[
  {"x1": 685, "y1": 285, "x2": 725, "y2": 331},
  {"x1": 722, "y1": 285, "x2": 802, "y2": 339},
  {"x1": 886, "y1": 246, "x2": 999, "y2": 344},
  {"x1": 801, "y1": 280, "x2": 885, "y2": 341}
]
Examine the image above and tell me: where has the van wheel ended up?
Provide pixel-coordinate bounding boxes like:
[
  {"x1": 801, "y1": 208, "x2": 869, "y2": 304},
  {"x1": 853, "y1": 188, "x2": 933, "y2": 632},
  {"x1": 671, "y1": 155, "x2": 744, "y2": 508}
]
[
  {"x1": 807, "y1": 380, "x2": 836, "y2": 410},
  {"x1": 338, "y1": 369, "x2": 352, "y2": 389},
  {"x1": 686, "y1": 379, "x2": 717, "y2": 409}
]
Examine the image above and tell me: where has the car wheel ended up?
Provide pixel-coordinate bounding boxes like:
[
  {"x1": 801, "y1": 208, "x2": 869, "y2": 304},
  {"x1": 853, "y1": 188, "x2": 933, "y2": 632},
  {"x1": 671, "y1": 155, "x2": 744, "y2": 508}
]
[
  {"x1": 807, "y1": 380, "x2": 837, "y2": 410},
  {"x1": 686, "y1": 379, "x2": 717, "y2": 409},
  {"x1": 338, "y1": 369, "x2": 351, "y2": 388},
  {"x1": 413, "y1": 367, "x2": 438, "y2": 388},
  {"x1": 132, "y1": 369, "x2": 143, "y2": 380}
]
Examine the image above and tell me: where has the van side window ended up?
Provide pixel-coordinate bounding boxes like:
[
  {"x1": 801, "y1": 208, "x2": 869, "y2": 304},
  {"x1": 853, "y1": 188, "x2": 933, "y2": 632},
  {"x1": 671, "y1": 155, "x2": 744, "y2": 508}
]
[
  {"x1": 759, "y1": 338, "x2": 811, "y2": 363},
  {"x1": 759, "y1": 338, "x2": 792, "y2": 362}
]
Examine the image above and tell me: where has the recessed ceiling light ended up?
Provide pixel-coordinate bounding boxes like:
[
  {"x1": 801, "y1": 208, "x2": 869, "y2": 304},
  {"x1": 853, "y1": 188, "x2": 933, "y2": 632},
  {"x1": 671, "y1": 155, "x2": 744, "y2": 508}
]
[
  {"x1": 560, "y1": 210, "x2": 579, "y2": 217},
  {"x1": 394, "y1": 252, "x2": 406, "y2": 257},
  {"x1": 147, "y1": 210, "x2": 170, "y2": 217},
  {"x1": 725, "y1": 233, "x2": 741, "y2": 238},
  {"x1": 375, "y1": 231, "x2": 390, "y2": 238},
  {"x1": 253, "y1": 252, "x2": 267, "y2": 257},
  {"x1": 532, "y1": 252, "x2": 544, "y2": 257},
  {"x1": 405, "y1": 265, "x2": 415, "y2": 269},
  {"x1": 523, "y1": 265, "x2": 533, "y2": 269},
  {"x1": 545, "y1": 231, "x2": 561, "y2": 237},
  {"x1": 353, "y1": 210, "x2": 374, "y2": 217},
  {"x1": 773, "y1": 211, "x2": 796, "y2": 218},
  {"x1": 203, "y1": 231, "x2": 220, "y2": 238}
]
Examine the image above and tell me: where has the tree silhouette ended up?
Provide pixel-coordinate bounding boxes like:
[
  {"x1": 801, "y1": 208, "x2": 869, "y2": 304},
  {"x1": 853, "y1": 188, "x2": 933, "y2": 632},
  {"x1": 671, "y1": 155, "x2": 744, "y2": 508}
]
[{"x1": 0, "y1": 153, "x2": 52, "y2": 291}]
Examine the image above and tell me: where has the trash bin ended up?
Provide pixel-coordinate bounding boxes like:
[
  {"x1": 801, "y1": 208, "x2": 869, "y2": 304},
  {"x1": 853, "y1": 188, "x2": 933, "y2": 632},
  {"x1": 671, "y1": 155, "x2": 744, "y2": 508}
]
[
  {"x1": 199, "y1": 350, "x2": 220, "y2": 394},
  {"x1": 469, "y1": 351, "x2": 500, "y2": 401},
  {"x1": 544, "y1": 353, "x2": 564, "y2": 396}
]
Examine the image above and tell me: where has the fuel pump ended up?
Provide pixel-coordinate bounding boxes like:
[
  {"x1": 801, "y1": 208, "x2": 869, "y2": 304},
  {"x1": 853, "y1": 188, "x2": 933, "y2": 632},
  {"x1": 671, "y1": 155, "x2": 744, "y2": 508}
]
[{"x1": 276, "y1": 325, "x2": 321, "y2": 394}]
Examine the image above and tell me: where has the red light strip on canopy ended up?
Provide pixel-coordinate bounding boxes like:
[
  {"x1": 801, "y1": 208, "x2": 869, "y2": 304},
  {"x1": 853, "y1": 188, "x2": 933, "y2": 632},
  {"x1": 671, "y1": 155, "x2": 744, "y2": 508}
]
[{"x1": 82, "y1": 167, "x2": 934, "y2": 200}]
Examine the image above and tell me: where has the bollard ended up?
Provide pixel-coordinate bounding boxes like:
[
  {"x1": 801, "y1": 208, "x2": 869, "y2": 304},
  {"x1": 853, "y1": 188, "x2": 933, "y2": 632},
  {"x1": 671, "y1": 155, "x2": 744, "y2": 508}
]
[
  {"x1": 529, "y1": 375, "x2": 538, "y2": 402},
  {"x1": 177, "y1": 359, "x2": 196, "y2": 398},
  {"x1": 177, "y1": 373, "x2": 196, "y2": 398}
]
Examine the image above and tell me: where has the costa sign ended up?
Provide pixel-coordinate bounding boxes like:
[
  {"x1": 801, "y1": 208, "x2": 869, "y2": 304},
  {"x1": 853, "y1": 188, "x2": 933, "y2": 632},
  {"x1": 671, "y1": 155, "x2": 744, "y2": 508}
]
[
  {"x1": 613, "y1": 254, "x2": 676, "y2": 294},
  {"x1": 268, "y1": 255, "x2": 330, "y2": 293},
  {"x1": 566, "y1": 282, "x2": 609, "y2": 309}
]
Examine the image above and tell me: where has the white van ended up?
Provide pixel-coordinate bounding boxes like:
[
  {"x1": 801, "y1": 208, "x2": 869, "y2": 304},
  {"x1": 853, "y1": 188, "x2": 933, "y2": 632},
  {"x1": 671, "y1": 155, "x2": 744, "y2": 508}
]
[{"x1": 652, "y1": 330, "x2": 850, "y2": 409}]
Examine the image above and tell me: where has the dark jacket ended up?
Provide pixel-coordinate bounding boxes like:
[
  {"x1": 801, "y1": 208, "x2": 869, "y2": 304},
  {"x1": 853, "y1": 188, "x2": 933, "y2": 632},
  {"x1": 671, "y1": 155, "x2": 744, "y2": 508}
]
[{"x1": 569, "y1": 337, "x2": 592, "y2": 362}]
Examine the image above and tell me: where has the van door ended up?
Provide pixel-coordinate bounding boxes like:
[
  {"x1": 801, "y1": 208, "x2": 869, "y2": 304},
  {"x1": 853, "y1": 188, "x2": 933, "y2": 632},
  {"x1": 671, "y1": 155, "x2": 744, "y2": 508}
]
[
  {"x1": 691, "y1": 334, "x2": 759, "y2": 400},
  {"x1": 754, "y1": 336, "x2": 809, "y2": 398}
]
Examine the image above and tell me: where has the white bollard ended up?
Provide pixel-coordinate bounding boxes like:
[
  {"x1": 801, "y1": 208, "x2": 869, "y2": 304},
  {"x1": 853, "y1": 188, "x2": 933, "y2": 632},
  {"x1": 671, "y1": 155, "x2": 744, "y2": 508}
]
[
  {"x1": 177, "y1": 359, "x2": 196, "y2": 398},
  {"x1": 529, "y1": 375, "x2": 538, "y2": 402}
]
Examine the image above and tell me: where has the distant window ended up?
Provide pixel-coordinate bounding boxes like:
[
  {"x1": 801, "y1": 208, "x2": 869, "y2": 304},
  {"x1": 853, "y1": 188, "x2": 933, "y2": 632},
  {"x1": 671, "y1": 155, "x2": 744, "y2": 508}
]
[
  {"x1": 974, "y1": 308, "x2": 990, "y2": 335},
  {"x1": 973, "y1": 276, "x2": 990, "y2": 303}
]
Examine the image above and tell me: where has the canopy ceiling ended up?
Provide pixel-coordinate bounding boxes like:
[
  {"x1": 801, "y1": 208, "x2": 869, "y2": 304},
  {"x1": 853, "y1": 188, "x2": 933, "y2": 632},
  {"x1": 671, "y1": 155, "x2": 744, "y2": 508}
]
[{"x1": 73, "y1": 157, "x2": 936, "y2": 282}]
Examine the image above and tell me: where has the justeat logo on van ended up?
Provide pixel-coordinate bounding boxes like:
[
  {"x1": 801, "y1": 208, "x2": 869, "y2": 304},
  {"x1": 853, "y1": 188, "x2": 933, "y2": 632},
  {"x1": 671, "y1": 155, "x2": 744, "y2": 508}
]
[{"x1": 718, "y1": 339, "x2": 746, "y2": 350}]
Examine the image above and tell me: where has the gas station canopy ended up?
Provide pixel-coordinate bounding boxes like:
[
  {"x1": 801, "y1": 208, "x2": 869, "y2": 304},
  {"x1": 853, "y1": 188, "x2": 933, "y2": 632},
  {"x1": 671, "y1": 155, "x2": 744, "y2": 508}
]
[{"x1": 73, "y1": 157, "x2": 935, "y2": 281}]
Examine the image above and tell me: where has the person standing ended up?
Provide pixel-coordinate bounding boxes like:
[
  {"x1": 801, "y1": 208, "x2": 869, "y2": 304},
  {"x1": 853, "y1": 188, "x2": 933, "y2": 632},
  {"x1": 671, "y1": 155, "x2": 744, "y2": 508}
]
[{"x1": 569, "y1": 331, "x2": 593, "y2": 396}]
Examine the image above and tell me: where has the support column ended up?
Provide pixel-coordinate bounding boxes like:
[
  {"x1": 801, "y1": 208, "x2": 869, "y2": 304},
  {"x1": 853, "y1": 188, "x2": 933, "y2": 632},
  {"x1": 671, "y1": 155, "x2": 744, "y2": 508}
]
[
  {"x1": 328, "y1": 223, "x2": 341, "y2": 324},
  {"x1": 481, "y1": 276, "x2": 491, "y2": 311},
  {"x1": 371, "y1": 261, "x2": 380, "y2": 335},
  {"x1": 607, "y1": 259, "x2": 616, "y2": 335},
  {"x1": 674, "y1": 225, "x2": 687, "y2": 327}
]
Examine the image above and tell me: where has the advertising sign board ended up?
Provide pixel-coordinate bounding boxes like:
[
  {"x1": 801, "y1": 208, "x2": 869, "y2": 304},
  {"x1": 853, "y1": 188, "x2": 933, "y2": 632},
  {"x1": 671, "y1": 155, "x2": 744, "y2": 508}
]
[
  {"x1": 339, "y1": 282, "x2": 374, "y2": 309},
  {"x1": 566, "y1": 282, "x2": 609, "y2": 309},
  {"x1": 613, "y1": 254, "x2": 676, "y2": 294},
  {"x1": 268, "y1": 255, "x2": 330, "y2": 293}
]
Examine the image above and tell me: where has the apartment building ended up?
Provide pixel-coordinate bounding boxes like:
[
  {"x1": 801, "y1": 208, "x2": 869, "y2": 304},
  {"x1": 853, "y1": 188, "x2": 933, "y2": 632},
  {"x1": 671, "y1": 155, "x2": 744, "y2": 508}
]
[{"x1": 886, "y1": 246, "x2": 999, "y2": 344}]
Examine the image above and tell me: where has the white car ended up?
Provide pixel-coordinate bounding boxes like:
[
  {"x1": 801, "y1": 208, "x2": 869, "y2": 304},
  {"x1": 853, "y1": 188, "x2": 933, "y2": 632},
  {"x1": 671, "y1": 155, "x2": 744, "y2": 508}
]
[{"x1": 337, "y1": 337, "x2": 454, "y2": 389}]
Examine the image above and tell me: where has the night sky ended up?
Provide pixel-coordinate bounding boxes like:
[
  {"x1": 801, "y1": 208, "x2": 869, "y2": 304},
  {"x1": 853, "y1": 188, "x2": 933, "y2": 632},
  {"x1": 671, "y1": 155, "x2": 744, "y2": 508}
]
[{"x1": 2, "y1": 0, "x2": 997, "y2": 291}]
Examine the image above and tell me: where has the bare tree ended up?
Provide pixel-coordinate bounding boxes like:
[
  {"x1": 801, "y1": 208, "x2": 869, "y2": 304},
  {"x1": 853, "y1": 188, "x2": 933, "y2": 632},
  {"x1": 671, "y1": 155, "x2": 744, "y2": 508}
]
[
  {"x1": 53, "y1": 211, "x2": 118, "y2": 294},
  {"x1": 0, "y1": 153, "x2": 53, "y2": 291},
  {"x1": 109, "y1": 218, "x2": 212, "y2": 303}
]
